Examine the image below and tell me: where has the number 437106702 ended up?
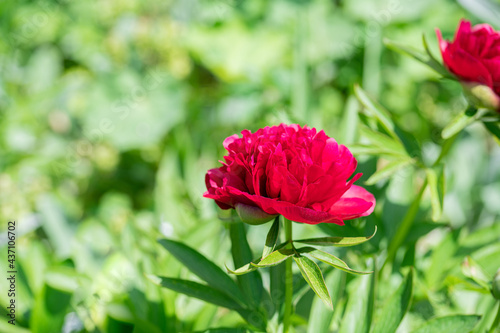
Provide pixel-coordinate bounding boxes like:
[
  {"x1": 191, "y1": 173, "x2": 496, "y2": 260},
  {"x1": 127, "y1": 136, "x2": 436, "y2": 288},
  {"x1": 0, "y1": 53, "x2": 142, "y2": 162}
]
[{"x1": 7, "y1": 221, "x2": 15, "y2": 270}]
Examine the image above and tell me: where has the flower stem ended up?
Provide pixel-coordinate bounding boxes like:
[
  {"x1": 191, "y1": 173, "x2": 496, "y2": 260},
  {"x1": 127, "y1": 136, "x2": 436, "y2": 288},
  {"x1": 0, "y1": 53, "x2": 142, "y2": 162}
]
[
  {"x1": 488, "y1": 302, "x2": 500, "y2": 333},
  {"x1": 283, "y1": 218, "x2": 293, "y2": 333}
]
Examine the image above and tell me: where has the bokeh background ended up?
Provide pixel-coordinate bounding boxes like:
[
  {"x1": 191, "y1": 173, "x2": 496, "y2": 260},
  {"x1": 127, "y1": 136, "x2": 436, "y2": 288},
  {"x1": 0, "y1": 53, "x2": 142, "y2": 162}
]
[{"x1": 1, "y1": 0, "x2": 500, "y2": 332}]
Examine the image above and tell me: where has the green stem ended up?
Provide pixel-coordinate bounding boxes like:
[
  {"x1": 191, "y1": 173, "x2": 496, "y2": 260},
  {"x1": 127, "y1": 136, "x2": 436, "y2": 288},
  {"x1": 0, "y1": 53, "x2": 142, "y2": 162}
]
[
  {"x1": 382, "y1": 179, "x2": 428, "y2": 273},
  {"x1": 283, "y1": 218, "x2": 293, "y2": 333},
  {"x1": 433, "y1": 133, "x2": 458, "y2": 167},
  {"x1": 488, "y1": 302, "x2": 500, "y2": 333}
]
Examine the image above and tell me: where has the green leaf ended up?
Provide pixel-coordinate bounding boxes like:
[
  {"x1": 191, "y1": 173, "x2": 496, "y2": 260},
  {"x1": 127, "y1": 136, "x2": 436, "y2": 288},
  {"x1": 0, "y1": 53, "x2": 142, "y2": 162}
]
[
  {"x1": 226, "y1": 262, "x2": 259, "y2": 275},
  {"x1": 354, "y1": 85, "x2": 399, "y2": 141},
  {"x1": 348, "y1": 144, "x2": 406, "y2": 157},
  {"x1": 461, "y1": 256, "x2": 491, "y2": 291},
  {"x1": 483, "y1": 121, "x2": 500, "y2": 145},
  {"x1": 359, "y1": 125, "x2": 407, "y2": 156},
  {"x1": 262, "y1": 216, "x2": 280, "y2": 258},
  {"x1": 298, "y1": 247, "x2": 372, "y2": 275},
  {"x1": 295, "y1": 226, "x2": 377, "y2": 247},
  {"x1": 365, "y1": 158, "x2": 414, "y2": 186},
  {"x1": 252, "y1": 248, "x2": 294, "y2": 267},
  {"x1": 147, "y1": 275, "x2": 243, "y2": 310},
  {"x1": 229, "y1": 223, "x2": 264, "y2": 307},
  {"x1": 383, "y1": 38, "x2": 451, "y2": 78},
  {"x1": 410, "y1": 315, "x2": 481, "y2": 333},
  {"x1": 425, "y1": 166, "x2": 445, "y2": 222},
  {"x1": 158, "y1": 239, "x2": 244, "y2": 302},
  {"x1": 340, "y1": 95, "x2": 359, "y2": 144},
  {"x1": 371, "y1": 269, "x2": 414, "y2": 333},
  {"x1": 442, "y1": 107, "x2": 488, "y2": 139},
  {"x1": 307, "y1": 269, "x2": 345, "y2": 333},
  {"x1": 338, "y1": 268, "x2": 375, "y2": 333},
  {"x1": 293, "y1": 256, "x2": 332, "y2": 309}
]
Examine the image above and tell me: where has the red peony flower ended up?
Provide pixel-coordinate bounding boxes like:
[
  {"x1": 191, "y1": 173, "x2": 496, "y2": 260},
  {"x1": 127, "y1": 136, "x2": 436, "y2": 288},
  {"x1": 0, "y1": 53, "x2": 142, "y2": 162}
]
[
  {"x1": 436, "y1": 20, "x2": 500, "y2": 109},
  {"x1": 204, "y1": 124, "x2": 375, "y2": 225}
]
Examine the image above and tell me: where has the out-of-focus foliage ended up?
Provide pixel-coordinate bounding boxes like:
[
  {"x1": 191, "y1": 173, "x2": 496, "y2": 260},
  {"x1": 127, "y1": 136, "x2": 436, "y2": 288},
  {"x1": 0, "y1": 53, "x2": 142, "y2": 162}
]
[{"x1": 0, "y1": 0, "x2": 499, "y2": 332}]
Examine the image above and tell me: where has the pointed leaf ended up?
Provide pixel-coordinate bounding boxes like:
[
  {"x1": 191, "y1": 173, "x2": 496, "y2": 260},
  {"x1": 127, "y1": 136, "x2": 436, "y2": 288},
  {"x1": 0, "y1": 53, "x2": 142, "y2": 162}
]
[
  {"x1": 226, "y1": 262, "x2": 259, "y2": 275},
  {"x1": 295, "y1": 227, "x2": 377, "y2": 247},
  {"x1": 354, "y1": 85, "x2": 399, "y2": 141},
  {"x1": 252, "y1": 248, "x2": 294, "y2": 267},
  {"x1": 461, "y1": 256, "x2": 491, "y2": 290},
  {"x1": 359, "y1": 125, "x2": 407, "y2": 156},
  {"x1": 384, "y1": 38, "x2": 451, "y2": 78},
  {"x1": 410, "y1": 315, "x2": 481, "y2": 333},
  {"x1": 348, "y1": 144, "x2": 405, "y2": 157},
  {"x1": 365, "y1": 158, "x2": 414, "y2": 186},
  {"x1": 262, "y1": 216, "x2": 280, "y2": 258},
  {"x1": 229, "y1": 223, "x2": 263, "y2": 307},
  {"x1": 147, "y1": 275, "x2": 243, "y2": 310},
  {"x1": 158, "y1": 239, "x2": 244, "y2": 302},
  {"x1": 372, "y1": 269, "x2": 414, "y2": 333},
  {"x1": 298, "y1": 247, "x2": 372, "y2": 275},
  {"x1": 294, "y1": 256, "x2": 332, "y2": 309},
  {"x1": 483, "y1": 121, "x2": 500, "y2": 145},
  {"x1": 338, "y1": 267, "x2": 375, "y2": 333},
  {"x1": 426, "y1": 166, "x2": 445, "y2": 222},
  {"x1": 442, "y1": 107, "x2": 488, "y2": 139},
  {"x1": 307, "y1": 269, "x2": 345, "y2": 333}
]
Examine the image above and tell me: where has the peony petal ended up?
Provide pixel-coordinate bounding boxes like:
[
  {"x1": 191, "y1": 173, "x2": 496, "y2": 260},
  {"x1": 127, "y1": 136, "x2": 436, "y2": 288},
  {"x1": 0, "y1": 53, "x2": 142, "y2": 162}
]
[
  {"x1": 225, "y1": 186, "x2": 344, "y2": 225},
  {"x1": 329, "y1": 185, "x2": 376, "y2": 218}
]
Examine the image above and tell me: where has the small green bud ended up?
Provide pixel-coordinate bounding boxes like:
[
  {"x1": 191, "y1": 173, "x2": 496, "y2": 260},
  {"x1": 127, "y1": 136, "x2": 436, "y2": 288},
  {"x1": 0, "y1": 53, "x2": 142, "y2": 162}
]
[
  {"x1": 462, "y1": 82, "x2": 500, "y2": 112},
  {"x1": 235, "y1": 203, "x2": 278, "y2": 225}
]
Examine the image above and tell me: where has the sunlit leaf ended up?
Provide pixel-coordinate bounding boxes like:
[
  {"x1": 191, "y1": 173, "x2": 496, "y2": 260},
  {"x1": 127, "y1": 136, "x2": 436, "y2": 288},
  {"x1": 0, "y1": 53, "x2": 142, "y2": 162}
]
[
  {"x1": 147, "y1": 275, "x2": 243, "y2": 310},
  {"x1": 372, "y1": 269, "x2": 413, "y2": 333},
  {"x1": 461, "y1": 256, "x2": 491, "y2": 291},
  {"x1": 229, "y1": 223, "x2": 263, "y2": 307},
  {"x1": 354, "y1": 85, "x2": 399, "y2": 141},
  {"x1": 298, "y1": 247, "x2": 372, "y2": 275},
  {"x1": 426, "y1": 166, "x2": 445, "y2": 222},
  {"x1": 410, "y1": 315, "x2": 481, "y2": 333},
  {"x1": 359, "y1": 125, "x2": 407, "y2": 156},
  {"x1": 158, "y1": 239, "x2": 245, "y2": 302},
  {"x1": 251, "y1": 248, "x2": 294, "y2": 267},
  {"x1": 295, "y1": 226, "x2": 377, "y2": 247},
  {"x1": 262, "y1": 216, "x2": 281, "y2": 258},
  {"x1": 384, "y1": 38, "x2": 451, "y2": 78},
  {"x1": 442, "y1": 107, "x2": 488, "y2": 139},
  {"x1": 365, "y1": 159, "x2": 414, "y2": 186},
  {"x1": 294, "y1": 256, "x2": 332, "y2": 309}
]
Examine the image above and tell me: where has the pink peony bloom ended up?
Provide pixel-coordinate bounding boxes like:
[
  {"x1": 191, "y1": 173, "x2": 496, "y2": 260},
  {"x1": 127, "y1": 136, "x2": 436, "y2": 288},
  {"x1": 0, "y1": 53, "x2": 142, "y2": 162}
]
[
  {"x1": 204, "y1": 124, "x2": 375, "y2": 225},
  {"x1": 437, "y1": 20, "x2": 500, "y2": 109}
]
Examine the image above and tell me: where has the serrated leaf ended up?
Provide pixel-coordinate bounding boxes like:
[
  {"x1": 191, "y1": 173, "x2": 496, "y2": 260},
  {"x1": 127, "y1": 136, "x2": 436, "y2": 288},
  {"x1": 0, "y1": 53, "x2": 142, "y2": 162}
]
[
  {"x1": 442, "y1": 107, "x2": 488, "y2": 139},
  {"x1": 384, "y1": 38, "x2": 451, "y2": 78},
  {"x1": 426, "y1": 166, "x2": 445, "y2": 222},
  {"x1": 229, "y1": 223, "x2": 263, "y2": 307},
  {"x1": 262, "y1": 216, "x2": 280, "y2": 258},
  {"x1": 295, "y1": 226, "x2": 377, "y2": 247},
  {"x1": 365, "y1": 158, "x2": 414, "y2": 186},
  {"x1": 372, "y1": 270, "x2": 413, "y2": 333},
  {"x1": 252, "y1": 248, "x2": 294, "y2": 267},
  {"x1": 298, "y1": 247, "x2": 372, "y2": 275},
  {"x1": 359, "y1": 125, "x2": 407, "y2": 156},
  {"x1": 158, "y1": 239, "x2": 244, "y2": 302},
  {"x1": 294, "y1": 256, "x2": 332, "y2": 309},
  {"x1": 354, "y1": 85, "x2": 399, "y2": 141},
  {"x1": 147, "y1": 275, "x2": 243, "y2": 310},
  {"x1": 410, "y1": 315, "x2": 481, "y2": 333}
]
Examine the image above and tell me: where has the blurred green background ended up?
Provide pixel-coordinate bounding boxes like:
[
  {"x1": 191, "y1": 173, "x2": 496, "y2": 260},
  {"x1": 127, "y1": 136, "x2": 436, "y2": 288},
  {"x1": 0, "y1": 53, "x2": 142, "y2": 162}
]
[{"x1": 1, "y1": 0, "x2": 500, "y2": 332}]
